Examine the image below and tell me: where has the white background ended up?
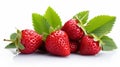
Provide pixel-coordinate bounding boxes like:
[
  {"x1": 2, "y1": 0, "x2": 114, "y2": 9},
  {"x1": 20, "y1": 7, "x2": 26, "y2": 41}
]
[{"x1": 0, "y1": 0, "x2": 120, "y2": 67}]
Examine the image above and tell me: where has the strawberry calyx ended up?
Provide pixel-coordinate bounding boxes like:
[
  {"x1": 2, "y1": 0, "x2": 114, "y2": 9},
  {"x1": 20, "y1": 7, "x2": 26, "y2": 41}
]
[
  {"x1": 4, "y1": 29, "x2": 25, "y2": 50},
  {"x1": 42, "y1": 25, "x2": 61, "y2": 41}
]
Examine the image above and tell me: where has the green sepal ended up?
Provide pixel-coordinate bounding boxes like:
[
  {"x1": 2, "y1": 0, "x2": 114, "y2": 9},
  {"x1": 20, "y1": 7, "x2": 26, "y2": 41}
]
[
  {"x1": 18, "y1": 43, "x2": 25, "y2": 50},
  {"x1": 5, "y1": 43, "x2": 16, "y2": 48},
  {"x1": 10, "y1": 33, "x2": 17, "y2": 41}
]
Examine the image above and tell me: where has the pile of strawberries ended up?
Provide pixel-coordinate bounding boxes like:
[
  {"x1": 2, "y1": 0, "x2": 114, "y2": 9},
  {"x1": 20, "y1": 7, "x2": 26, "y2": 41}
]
[
  {"x1": 4, "y1": 7, "x2": 116, "y2": 57},
  {"x1": 4, "y1": 19, "x2": 100, "y2": 56},
  {"x1": 46, "y1": 19, "x2": 101, "y2": 56}
]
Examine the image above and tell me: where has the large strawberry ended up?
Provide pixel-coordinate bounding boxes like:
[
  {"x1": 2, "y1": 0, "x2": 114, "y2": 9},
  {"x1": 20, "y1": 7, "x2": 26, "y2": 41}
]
[
  {"x1": 62, "y1": 19, "x2": 84, "y2": 40},
  {"x1": 4, "y1": 29, "x2": 42, "y2": 54},
  {"x1": 45, "y1": 30, "x2": 70, "y2": 56},
  {"x1": 79, "y1": 35, "x2": 101, "y2": 55}
]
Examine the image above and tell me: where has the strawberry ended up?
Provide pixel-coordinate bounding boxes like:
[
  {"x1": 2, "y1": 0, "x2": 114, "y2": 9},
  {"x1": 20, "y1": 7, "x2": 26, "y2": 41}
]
[
  {"x1": 70, "y1": 41, "x2": 78, "y2": 53},
  {"x1": 79, "y1": 35, "x2": 101, "y2": 55},
  {"x1": 62, "y1": 19, "x2": 84, "y2": 40},
  {"x1": 45, "y1": 30, "x2": 70, "y2": 56},
  {"x1": 5, "y1": 29, "x2": 42, "y2": 54},
  {"x1": 20, "y1": 29, "x2": 42, "y2": 54}
]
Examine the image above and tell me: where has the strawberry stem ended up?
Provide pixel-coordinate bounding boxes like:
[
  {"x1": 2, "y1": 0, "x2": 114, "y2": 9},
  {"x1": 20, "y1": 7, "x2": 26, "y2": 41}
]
[{"x1": 3, "y1": 39, "x2": 12, "y2": 42}]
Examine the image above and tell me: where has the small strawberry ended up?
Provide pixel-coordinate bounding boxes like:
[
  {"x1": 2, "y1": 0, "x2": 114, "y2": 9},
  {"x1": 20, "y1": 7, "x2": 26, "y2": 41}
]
[
  {"x1": 79, "y1": 35, "x2": 101, "y2": 55},
  {"x1": 62, "y1": 19, "x2": 84, "y2": 40},
  {"x1": 4, "y1": 29, "x2": 42, "y2": 54},
  {"x1": 45, "y1": 30, "x2": 70, "y2": 56},
  {"x1": 70, "y1": 41, "x2": 78, "y2": 53}
]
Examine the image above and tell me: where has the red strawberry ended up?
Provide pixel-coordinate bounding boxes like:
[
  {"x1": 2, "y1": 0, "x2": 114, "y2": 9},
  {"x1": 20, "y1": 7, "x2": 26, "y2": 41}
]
[
  {"x1": 20, "y1": 29, "x2": 42, "y2": 54},
  {"x1": 70, "y1": 41, "x2": 78, "y2": 53},
  {"x1": 79, "y1": 35, "x2": 101, "y2": 55},
  {"x1": 45, "y1": 30, "x2": 70, "y2": 56},
  {"x1": 5, "y1": 29, "x2": 42, "y2": 54},
  {"x1": 62, "y1": 19, "x2": 84, "y2": 40}
]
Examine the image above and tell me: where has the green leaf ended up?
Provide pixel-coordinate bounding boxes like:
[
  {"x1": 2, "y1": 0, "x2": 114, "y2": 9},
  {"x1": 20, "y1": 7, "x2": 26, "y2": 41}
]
[
  {"x1": 5, "y1": 43, "x2": 16, "y2": 48},
  {"x1": 49, "y1": 26, "x2": 55, "y2": 34},
  {"x1": 44, "y1": 6, "x2": 62, "y2": 29},
  {"x1": 32, "y1": 13, "x2": 50, "y2": 35},
  {"x1": 10, "y1": 33, "x2": 17, "y2": 41},
  {"x1": 73, "y1": 11, "x2": 89, "y2": 24},
  {"x1": 85, "y1": 15, "x2": 116, "y2": 38},
  {"x1": 101, "y1": 36, "x2": 117, "y2": 51}
]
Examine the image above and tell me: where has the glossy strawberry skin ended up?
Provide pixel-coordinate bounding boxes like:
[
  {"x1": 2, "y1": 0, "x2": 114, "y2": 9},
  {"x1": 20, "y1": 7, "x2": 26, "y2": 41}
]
[
  {"x1": 79, "y1": 35, "x2": 101, "y2": 55},
  {"x1": 20, "y1": 29, "x2": 42, "y2": 54},
  {"x1": 45, "y1": 30, "x2": 70, "y2": 56},
  {"x1": 70, "y1": 41, "x2": 78, "y2": 53},
  {"x1": 62, "y1": 19, "x2": 84, "y2": 40}
]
